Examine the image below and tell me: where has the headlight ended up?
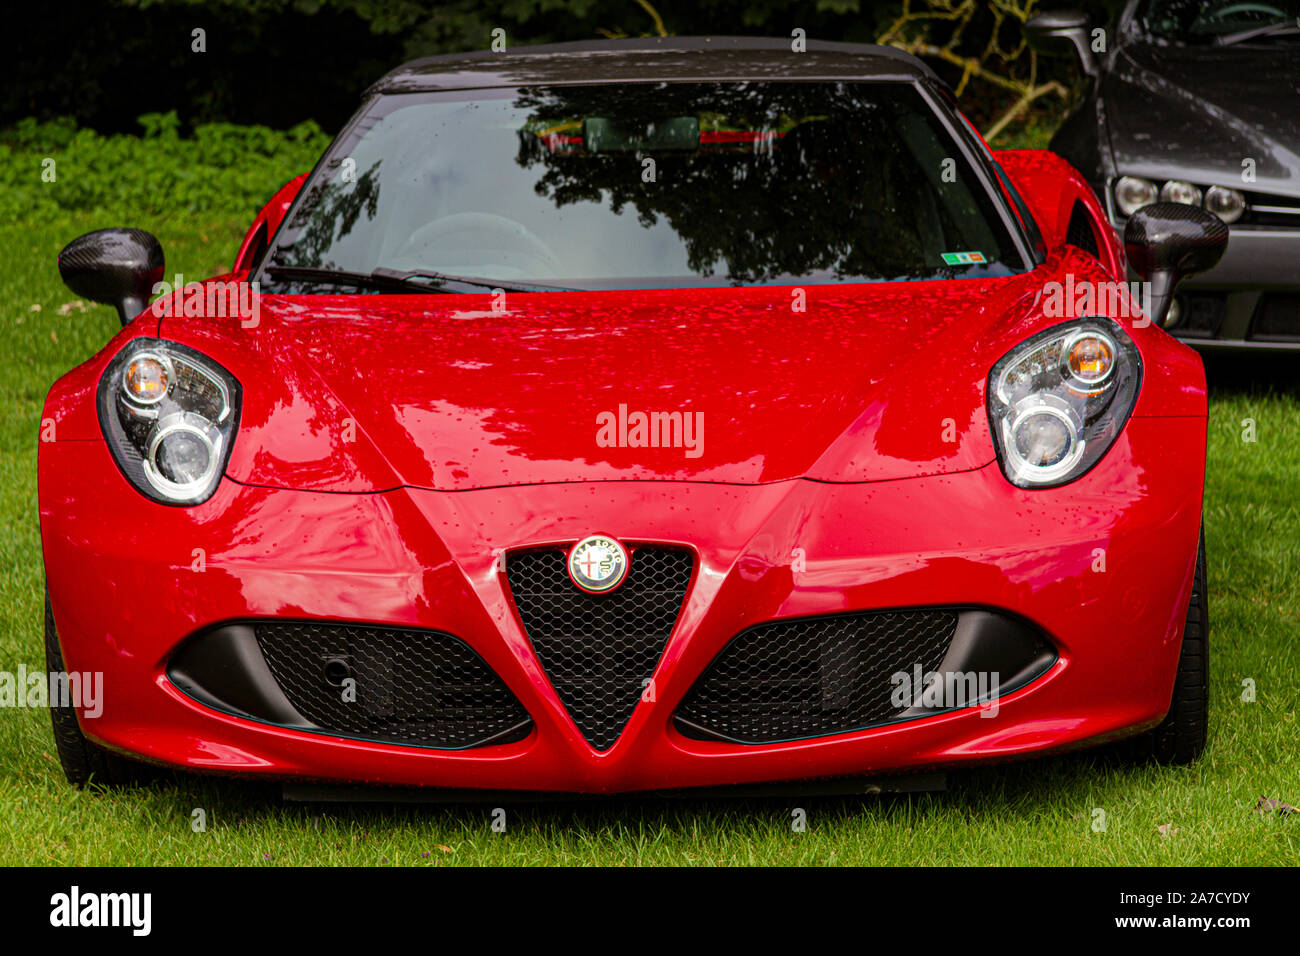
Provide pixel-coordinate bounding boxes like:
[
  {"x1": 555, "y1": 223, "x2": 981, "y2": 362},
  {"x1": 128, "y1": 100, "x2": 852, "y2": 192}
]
[
  {"x1": 1158, "y1": 180, "x2": 1202, "y2": 206},
  {"x1": 987, "y1": 320, "x2": 1141, "y2": 488},
  {"x1": 97, "y1": 338, "x2": 241, "y2": 504},
  {"x1": 1204, "y1": 185, "x2": 1246, "y2": 224},
  {"x1": 1114, "y1": 176, "x2": 1157, "y2": 217}
]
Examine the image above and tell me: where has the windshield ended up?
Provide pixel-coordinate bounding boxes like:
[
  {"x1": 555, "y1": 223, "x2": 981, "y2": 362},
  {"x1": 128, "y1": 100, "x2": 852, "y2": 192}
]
[
  {"x1": 1140, "y1": 0, "x2": 1300, "y2": 41},
  {"x1": 261, "y1": 81, "x2": 1027, "y2": 292}
]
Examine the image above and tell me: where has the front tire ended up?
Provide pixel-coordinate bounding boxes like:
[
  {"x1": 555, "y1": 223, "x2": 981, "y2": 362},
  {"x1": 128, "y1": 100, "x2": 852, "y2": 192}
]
[
  {"x1": 1128, "y1": 528, "x2": 1209, "y2": 764},
  {"x1": 44, "y1": 589, "x2": 146, "y2": 788}
]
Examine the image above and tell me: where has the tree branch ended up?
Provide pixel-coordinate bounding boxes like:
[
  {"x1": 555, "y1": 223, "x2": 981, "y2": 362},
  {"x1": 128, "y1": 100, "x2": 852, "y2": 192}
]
[{"x1": 635, "y1": 0, "x2": 668, "y2": 38}]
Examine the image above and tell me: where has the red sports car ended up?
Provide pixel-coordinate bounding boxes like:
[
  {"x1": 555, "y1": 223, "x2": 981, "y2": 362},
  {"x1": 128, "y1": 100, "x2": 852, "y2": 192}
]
[{"x1": 42, "y1": 38, "x2": 1225, "y2": 793}]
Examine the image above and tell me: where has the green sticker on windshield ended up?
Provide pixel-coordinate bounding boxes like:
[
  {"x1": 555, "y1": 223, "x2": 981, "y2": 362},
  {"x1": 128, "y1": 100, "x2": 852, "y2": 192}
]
[{"x1": 941, "y1": 251, "x2": 987, "y2": 265}]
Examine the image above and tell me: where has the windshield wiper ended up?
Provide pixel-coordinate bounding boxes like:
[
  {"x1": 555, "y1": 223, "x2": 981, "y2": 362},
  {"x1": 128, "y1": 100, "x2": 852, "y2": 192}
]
[
  {"x1": 263, "y1": 265, "x2": 577, "y2": 294},
  {"x1": 262, "y1": 265, "x2": 442, "y2": 293},
  {"x1": 372, "y1": 267, "x2": 579, "y2": 294},
  {"x1": 1214, "y1": 18, "x2": 1300, "y2": 46}
]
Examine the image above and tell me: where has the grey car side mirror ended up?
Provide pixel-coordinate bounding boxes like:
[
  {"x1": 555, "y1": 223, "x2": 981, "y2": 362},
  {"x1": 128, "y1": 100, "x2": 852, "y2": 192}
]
[{"x1": 1024, "y1": 10, "x2": 1099, "y2": 77}]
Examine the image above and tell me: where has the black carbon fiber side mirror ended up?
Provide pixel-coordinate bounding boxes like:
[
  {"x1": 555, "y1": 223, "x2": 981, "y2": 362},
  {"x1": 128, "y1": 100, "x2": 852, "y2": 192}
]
[
  {"x1": 57, "y1": 228, "x2": 164, "y2": 326},
  {"x1": 1124, "y1": 204, "x2": 1228, "y2": 329}
]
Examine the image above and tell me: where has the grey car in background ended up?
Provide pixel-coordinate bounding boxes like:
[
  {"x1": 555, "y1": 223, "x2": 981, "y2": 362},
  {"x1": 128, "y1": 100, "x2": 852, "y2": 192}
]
[{"x1": 1028, "y1": 0, "x2": 1300, "y2": 351}]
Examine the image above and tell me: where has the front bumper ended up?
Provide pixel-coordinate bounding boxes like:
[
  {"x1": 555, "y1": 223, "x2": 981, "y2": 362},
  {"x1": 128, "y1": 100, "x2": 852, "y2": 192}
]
[{"x1": 39, "y1": 416, "x2": 1205, "y2": 793}]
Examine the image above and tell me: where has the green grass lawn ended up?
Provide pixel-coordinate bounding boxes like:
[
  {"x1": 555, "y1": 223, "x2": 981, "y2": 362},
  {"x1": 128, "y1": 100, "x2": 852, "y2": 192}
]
[{"x1": 2, "y1": 207, "x2": 1298, "y2": 866}]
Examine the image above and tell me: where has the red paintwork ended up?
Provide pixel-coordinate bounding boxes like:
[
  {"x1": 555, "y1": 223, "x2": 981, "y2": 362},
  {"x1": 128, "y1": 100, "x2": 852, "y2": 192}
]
[
  {"x1": 37, "y1": 149, "x2": 1210, "y2": 793},
  {"x1": 996, "y1": 149, "x2": 1126, "y2": 277},
  {"x1": 232, "y1": 174, "x2": 307, "y2": 274}
]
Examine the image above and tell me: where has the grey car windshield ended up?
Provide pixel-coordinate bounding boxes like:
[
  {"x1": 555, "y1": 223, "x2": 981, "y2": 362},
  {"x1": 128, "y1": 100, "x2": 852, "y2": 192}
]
[
  {"x1": 1140, "y1": 0, "x2": 1300, "y2": 40},
  {"x1": 261, "y1": 81, "x2": 1028, "y2": 291}
]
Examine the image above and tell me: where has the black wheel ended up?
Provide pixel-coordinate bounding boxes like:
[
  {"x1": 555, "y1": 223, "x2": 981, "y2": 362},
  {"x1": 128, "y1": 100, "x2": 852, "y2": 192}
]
[
  {"x1": 1128, "y1": 528, "x2": 1209, "y2": 765},
  {"x1": 44, "y1": 589, "x2": 146, "y2": 788}
]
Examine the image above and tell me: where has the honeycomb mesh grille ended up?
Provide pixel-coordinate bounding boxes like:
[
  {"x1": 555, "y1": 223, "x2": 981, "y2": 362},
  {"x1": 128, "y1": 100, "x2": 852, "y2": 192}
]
[
  {"x1": 675, "y1": 610, "x2": 958, "y2": 744},
  {"x1": 506, "y1": 546, "x2": 693, "y2": 751},
  {"x1": 255, "y1": 622, "x2": 531, "y2": 748}
]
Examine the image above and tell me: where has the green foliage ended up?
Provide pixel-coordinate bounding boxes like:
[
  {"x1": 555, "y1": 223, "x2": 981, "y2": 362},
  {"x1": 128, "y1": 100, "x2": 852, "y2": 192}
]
[
  {"x1": 117, "y1": 0, "x2": 887, "y2": 54},
  {"x1": 0, "y1": 112, "x2": 330, "y2": 226},
  {"x1": 987, "y1": 108, "x2": 1059, "y2": 150},
  {"x1": 14, "y1": 1, "x2": 1070, "y2": 150}
]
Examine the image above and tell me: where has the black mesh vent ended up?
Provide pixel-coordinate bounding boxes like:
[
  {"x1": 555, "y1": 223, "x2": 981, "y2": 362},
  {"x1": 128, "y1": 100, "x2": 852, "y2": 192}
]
[
  {"x1": 506, "y1": 546, "x2": 693, "y2": 750},
  {"x1": 1175, "y1": 292, "x2": 1227, "y2": 338},
  {"x1": 1251, "y1": 293, "x2": 1300, "y2": 341},
  {"x1": 1066, "y1": 201, "x2": 1100, "y2": 259},
  {"x1": 675, "y1": 610, "x2": 959, "y2": 744},
  {"x1": 255, "y1": 622, "x2": 531, "y2": 749}
]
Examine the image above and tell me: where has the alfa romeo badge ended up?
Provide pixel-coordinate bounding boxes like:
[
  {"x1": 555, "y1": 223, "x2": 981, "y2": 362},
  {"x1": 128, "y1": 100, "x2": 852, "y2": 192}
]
[{"x1": 566, "y1": 534, "x2": 630, "y2": 594}]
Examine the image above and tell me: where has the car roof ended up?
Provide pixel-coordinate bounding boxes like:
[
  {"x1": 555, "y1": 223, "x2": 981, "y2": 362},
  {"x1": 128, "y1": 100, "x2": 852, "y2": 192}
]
[{"x1": 367, "y1": 36, "x2": 942, "y2": 96}]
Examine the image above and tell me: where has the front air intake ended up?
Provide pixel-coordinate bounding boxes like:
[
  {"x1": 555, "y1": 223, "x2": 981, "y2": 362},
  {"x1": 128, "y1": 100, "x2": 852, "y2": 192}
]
[
  {"x1": 674, "y1": 608, "x2": 1056, "y2": 745},
  {"x1": 168, "y1": 620, "x2": 532, "y2": 749}
]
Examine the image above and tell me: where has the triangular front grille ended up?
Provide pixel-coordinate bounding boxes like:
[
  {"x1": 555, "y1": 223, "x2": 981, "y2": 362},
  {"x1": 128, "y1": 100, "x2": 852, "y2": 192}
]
[{"x1": 506, "y1": 546, "x2": 693, "y2": 750}]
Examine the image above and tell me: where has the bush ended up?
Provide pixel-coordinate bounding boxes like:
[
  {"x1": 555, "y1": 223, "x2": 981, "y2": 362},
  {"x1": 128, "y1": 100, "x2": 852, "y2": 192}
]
[{"x1": 0, "y1": 112, "x2": 331, "y2": 226}]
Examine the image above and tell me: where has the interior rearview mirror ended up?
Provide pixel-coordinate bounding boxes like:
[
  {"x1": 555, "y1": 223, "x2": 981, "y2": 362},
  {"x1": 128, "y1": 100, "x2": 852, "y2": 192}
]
[{"x1": 582, "y1": 116, "x2": 700, "y2": 153}]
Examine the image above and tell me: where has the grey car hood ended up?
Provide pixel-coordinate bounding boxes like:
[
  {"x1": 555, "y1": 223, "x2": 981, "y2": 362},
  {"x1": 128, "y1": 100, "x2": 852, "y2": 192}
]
[{"x1": 1103, "y1": 41, "x2": 1300, "y2": 198}]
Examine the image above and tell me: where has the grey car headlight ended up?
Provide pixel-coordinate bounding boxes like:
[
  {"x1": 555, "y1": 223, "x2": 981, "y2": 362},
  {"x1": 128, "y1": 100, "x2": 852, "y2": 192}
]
[
  {"x1": 1114, "y1": 176, "x2": 1158, "y2": 217},
  {"x1": 96, "y1": 338, "x2": 241, "y2": 504},
  {"x1": 1204, "y1": 185, "x2": 1246, "y2": 224},
  {"x1": 987, "y1": 319, "x2": 1141, "y2": 488},
  {"x1": 1158, "y1": 180, "x2": 1203, "y2": 206}
]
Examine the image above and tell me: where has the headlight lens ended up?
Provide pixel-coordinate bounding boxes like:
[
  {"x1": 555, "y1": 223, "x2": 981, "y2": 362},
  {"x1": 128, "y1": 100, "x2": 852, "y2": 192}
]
[
  {"x1": 1114, "y1": 176, "x2": 1157, "y2": 216},
  {"x1": 988, "y1": 319, "x2": 1141, "y2": 488},
  {"x1": 97, "y1": 338, "x2": 241, "y2": 504},
  {"x1": 1063, "y1": 329, "x2": 1115, "y2": 386},
  {"x1": 124, "y1": 354, "x2": 170, "y2": 404},
  {"x1": 1159, "y1": 179, "x2": 1202, "y2": 206},
  {"x1": 1204, "y1": 185, "x2": 1246, "y2": 224}
]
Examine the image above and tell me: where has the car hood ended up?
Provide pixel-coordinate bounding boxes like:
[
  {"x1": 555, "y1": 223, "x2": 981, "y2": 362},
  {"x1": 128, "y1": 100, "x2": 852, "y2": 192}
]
[
  {"x1": 1103, "y1": 41, "x2": 1300, "y2": 197},
  {"x1": 159, "y1": 256, "x2": 1130, "y2": 493}
]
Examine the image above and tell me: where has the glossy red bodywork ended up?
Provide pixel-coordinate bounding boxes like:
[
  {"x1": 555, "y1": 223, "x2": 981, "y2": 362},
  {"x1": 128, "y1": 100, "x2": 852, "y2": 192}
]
[
  {"x1": 38, "y1": 149, "x2": 1209, "y2": 792},
  {"x1": 996, "y1": 149, "x2": 1125, "y2": 277},
  {"x1": 232, "y1": 174, "x2": 307, "y2": 274}
]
